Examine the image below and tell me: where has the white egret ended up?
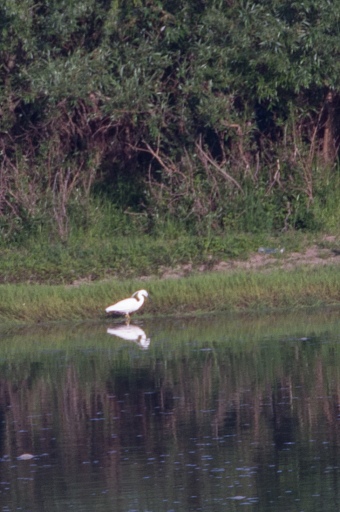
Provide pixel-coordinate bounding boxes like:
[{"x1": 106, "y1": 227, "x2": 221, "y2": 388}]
[{"x1": 105, "y1": 289, "x2": 148, "y2": 321}]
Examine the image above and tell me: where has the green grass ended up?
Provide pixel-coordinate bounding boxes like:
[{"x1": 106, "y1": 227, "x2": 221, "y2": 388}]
[
  {"x1": 2, "y1": 187, "x2": 339, "y2": 286},
  {"x1": 0, "y1": 225, "x2": 316, "y2": 285},
  {"x1": 0, "y1": 265, "x2": 340, "y2": 324},
  {"x1": 0, "y1": 194, "x2": 340, "y2": 324}
]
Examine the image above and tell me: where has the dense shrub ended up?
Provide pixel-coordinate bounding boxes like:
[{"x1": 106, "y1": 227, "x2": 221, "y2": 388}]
[{"x1": 1, "y1": 0, "x2": 340, "y2": 241}]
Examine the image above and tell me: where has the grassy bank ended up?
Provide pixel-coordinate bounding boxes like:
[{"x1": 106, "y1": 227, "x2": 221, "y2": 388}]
[
  {"x1": 0, "y1": 231, "x2": 265, "y2": 284},
  {"x1": 0, "y1": 225, "x2": 326, "y2": 285},
  {"x1": 1, "y1": 208, "x2": 340, "y2": 324},
  {"x1": 0, "y1": 264, "x2": 340, "y2": 325}
]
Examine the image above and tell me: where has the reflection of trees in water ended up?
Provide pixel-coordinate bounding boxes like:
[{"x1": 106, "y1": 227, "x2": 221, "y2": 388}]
[
  {"x1": 0, "y1": 343, "x2": 339, "y2": 458},
  {"x1": 0, "y1": 312, "x2": 339, "y2": 511},
  {"x1": 0, "y1": 340, "x2": 339, "y2": 509}
]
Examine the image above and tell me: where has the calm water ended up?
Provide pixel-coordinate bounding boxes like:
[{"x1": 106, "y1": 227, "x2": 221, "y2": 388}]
[{"x1": 1, "y1": 309, "x2": 340, "y2": 511}]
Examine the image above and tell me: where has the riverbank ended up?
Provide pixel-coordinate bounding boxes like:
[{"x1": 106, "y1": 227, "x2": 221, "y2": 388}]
[
  {"x1": 0, "y1": 254, "x2": 340, "y2": 324},
  {"x1": 155, "y1": 235, "x2": 340, "y2": 279},
  {"x1": 0, "y1": 230, "x2": 331, "y2": 285}
]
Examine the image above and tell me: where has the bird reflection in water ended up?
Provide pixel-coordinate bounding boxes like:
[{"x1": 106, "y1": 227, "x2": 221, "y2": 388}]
[{"x1": 107, "y1": 324, "x2": 151, "y2": 349}]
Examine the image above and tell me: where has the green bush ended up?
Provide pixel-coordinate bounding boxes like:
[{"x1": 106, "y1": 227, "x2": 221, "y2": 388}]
[{"x1": 1, "y1": 0, "x2": 340, "y2": 244}]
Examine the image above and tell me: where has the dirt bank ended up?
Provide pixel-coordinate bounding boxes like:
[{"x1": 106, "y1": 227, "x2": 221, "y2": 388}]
[{"x1": 158, "y1": 236, "x2": 340, "y2": 280}]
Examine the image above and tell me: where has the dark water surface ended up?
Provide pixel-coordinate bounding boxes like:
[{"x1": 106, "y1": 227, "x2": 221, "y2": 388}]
[{"x1": 1, "y1": 309, "x2": 340, "y2": 511}]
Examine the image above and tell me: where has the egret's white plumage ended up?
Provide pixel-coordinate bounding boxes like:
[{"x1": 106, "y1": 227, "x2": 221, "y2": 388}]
[{"x1": 105, "y1": 289, "x2": 148, "y2": 321}]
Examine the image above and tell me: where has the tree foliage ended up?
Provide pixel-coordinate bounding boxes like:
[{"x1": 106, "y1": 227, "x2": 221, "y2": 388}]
[{"x1": 1, "y1": 0, "x2": 340, "y2": 240}]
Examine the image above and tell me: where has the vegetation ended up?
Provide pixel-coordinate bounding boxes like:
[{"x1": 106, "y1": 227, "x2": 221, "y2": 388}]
[
  {"x1": 0, "y1": 264, "x2": 340, "y2": 324},
  {"x1": 1, "y1": 0, "x2": 340, "y2": 253},
  {"x1": 0, "y1": 212, "x2": 316, "y2": 284}
]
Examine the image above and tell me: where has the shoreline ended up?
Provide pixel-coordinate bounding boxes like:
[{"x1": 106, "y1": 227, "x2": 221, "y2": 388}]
[{"x1": 1, "y1": 257, "x2": 340, "y2": 325}]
